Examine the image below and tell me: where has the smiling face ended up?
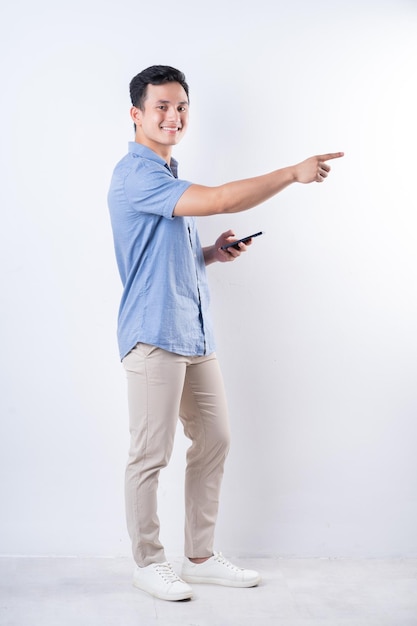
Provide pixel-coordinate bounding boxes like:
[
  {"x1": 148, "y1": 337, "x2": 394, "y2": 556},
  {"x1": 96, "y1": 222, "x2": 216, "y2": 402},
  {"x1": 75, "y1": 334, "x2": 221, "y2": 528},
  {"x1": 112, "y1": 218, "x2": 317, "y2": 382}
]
[{"x1": 131, "y1": 82, "x2": 189, "y2": 160}]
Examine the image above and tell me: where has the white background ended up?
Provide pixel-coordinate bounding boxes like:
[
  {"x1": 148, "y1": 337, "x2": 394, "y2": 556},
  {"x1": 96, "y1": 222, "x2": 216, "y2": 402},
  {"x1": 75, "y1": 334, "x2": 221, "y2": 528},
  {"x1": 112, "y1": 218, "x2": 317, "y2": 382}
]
[{"x1": 1, "y1": 0, "x2": 416, "y2": 559}]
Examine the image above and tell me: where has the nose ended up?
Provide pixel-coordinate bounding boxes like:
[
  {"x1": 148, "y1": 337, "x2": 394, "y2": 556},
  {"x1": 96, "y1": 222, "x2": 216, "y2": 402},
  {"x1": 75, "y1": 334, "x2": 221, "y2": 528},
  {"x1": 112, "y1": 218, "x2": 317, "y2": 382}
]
[{"x1": 166, "y1": 105, "x2": 180, "y2": 122}]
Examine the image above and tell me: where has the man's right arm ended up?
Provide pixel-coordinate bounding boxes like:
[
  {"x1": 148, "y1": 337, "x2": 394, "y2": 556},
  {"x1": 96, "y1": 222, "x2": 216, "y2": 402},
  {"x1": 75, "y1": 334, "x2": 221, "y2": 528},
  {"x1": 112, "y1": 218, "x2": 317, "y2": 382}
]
[{"x1": 173, "y1": 152, "x2": 344, "y2": 217}]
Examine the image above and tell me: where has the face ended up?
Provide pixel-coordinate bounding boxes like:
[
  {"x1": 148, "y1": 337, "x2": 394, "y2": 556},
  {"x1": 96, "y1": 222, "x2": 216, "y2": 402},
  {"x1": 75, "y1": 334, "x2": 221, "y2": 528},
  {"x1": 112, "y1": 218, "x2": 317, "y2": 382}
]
[{"x1": 131, "y1": 82, "x2": 189, "y2": 159}]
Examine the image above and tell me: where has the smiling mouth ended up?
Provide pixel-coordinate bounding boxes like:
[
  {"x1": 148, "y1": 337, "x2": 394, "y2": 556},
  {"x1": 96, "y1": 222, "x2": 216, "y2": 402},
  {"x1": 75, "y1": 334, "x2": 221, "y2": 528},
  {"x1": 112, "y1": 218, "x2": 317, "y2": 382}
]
[{"x1": 161, "y1": 126, "x2": 181, "y2": 132}]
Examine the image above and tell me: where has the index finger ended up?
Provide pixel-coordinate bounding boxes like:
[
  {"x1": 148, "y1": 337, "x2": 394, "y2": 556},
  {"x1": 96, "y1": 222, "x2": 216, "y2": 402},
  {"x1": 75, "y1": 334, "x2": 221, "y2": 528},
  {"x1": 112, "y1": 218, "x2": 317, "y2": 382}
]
[{"x1": 319, "y1": 151, "x2": 345, "y2": 161}]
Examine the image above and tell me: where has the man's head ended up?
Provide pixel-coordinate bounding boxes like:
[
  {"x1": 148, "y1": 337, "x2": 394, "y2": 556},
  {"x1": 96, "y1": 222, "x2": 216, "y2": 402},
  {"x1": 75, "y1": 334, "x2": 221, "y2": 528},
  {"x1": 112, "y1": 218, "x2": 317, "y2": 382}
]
[
  {"x1": 130, "y1": 65, "x2": 189, "y2": 111},
  {"x1": 129, "y1": 65, "x2": 190, "y2": 159}
]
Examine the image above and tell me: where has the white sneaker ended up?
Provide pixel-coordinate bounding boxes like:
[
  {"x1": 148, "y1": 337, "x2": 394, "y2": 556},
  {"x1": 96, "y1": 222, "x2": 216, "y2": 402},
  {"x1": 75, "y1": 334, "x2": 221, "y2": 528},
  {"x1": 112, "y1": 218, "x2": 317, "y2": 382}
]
[
  {"x1": 181, "y1": 552, "x2": 261, "y2": 588},
  {"x1": 133, "y1": 562, "x2": 193, "y2": 601}
]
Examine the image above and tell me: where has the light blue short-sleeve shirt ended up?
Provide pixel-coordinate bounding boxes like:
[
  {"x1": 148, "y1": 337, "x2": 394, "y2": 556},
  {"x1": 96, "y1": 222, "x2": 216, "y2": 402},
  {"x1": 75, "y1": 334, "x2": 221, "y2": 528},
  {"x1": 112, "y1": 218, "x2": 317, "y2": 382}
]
[{"x1": 108, "y1": 142, "x2": 216, "y2": 360}]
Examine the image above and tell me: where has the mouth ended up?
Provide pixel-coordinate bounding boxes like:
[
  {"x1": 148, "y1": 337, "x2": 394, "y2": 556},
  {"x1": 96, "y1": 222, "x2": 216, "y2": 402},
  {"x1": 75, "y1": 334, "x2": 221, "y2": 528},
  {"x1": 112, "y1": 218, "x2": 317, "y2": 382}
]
[{"x1": 161, "y1": 126, "x2": 181, "y2": 133}]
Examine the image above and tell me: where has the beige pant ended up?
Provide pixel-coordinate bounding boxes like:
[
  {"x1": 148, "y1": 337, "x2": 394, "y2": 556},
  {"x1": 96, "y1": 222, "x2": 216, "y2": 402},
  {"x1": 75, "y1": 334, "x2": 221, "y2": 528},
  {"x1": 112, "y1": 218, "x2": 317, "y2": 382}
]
[{"x1": 122, "y1": 343, "x2": 231, "y2": 567}]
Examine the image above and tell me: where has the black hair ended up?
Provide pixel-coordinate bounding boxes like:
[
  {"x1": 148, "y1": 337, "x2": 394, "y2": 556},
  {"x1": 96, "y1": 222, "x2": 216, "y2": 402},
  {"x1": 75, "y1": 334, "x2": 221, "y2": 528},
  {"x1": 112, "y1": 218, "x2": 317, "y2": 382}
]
[{"x1": 129, "y1": 65, "x2": 189, "y2": 110}]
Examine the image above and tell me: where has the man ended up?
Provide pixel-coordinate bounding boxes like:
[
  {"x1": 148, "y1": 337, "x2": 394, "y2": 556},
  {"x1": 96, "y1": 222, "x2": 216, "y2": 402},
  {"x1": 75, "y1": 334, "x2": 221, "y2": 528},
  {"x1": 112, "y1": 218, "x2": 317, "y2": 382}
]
[{"x1": 108, "y1": 65, "x2": 343, "y2": 602}]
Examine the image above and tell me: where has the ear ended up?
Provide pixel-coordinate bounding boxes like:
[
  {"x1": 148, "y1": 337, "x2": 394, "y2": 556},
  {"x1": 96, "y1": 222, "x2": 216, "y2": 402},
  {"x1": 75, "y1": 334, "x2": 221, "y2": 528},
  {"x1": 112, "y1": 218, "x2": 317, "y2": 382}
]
[{"x1": 130, "y1": 106, "x2": 142, "y2": 127}]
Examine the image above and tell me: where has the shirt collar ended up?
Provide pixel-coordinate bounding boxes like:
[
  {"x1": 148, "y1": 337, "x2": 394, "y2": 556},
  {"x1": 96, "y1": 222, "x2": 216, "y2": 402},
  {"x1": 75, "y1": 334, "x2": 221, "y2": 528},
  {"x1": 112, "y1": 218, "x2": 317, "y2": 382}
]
[{"x1": 128, "y1": 142, "x2": 179, "y2": 176}]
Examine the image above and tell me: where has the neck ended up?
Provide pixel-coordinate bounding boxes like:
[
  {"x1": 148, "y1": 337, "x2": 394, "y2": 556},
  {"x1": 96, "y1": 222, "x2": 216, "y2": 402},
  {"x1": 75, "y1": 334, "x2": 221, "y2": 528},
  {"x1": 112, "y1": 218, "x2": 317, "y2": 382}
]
[{"x1": 134, "y1": 134, "x2": 172, "y2": 164}]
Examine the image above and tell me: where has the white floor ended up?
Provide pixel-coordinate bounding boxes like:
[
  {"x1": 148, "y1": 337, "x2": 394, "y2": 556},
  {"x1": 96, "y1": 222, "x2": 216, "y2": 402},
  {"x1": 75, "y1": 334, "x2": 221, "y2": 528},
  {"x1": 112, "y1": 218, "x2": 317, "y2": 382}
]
[{"x1": 1, "y1": 556, "x2": 417, "y2": 626}]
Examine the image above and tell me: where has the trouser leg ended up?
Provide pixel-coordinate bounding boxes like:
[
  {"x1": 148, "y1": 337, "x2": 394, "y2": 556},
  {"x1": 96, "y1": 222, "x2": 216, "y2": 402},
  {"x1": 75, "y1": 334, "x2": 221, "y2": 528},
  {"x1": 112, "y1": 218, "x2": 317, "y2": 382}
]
[
  {"x1": 122, "y1": 343, "x2": 186, "y2": 567},
  {"x1": 179, "y1": 352, "x2": 231, "y2": 558}
]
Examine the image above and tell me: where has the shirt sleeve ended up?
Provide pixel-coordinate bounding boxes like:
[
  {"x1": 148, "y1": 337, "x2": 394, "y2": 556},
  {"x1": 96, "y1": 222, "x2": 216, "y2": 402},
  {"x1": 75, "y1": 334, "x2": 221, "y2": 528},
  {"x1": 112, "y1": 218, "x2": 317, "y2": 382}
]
[{"x1": 124, "y1": 158, "x2": 192, "y2": 219}]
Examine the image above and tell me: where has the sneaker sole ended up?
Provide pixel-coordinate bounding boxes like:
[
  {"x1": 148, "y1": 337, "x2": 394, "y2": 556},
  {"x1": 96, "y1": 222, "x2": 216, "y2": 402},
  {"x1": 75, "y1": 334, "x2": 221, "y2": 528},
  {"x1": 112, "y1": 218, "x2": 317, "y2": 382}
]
[
  {"x1": 181, "y1": 575, "x2": 261, "y2": 588},
  {"x1": 133, "y1": 580, "x2": 193, "y2": 601}
]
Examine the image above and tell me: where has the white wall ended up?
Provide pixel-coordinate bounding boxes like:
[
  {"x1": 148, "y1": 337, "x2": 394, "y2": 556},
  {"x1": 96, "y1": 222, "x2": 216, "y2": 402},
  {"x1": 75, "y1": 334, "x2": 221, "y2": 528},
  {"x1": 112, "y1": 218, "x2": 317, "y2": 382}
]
[{"x1": 1, "y1": 0, "x2": 417, "y2": 558}]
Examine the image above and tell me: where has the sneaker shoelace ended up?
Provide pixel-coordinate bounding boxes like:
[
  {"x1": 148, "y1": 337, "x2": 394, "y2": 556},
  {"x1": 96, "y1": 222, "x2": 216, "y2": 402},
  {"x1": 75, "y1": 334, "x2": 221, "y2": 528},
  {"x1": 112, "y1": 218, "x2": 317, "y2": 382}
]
[
  {"x1": 154, "y1": 562, "x2": 182, "y2": 583},
  {"x1": 213, "y1": 552, "x2": 243, "y2": 572}
]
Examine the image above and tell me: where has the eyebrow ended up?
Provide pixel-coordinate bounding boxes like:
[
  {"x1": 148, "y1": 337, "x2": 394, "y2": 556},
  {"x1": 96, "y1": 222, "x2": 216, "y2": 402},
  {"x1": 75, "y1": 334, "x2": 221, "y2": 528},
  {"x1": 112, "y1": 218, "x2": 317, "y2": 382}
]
[{"x1": 155, "y1": 99, "x2": 189, "y2": 106}]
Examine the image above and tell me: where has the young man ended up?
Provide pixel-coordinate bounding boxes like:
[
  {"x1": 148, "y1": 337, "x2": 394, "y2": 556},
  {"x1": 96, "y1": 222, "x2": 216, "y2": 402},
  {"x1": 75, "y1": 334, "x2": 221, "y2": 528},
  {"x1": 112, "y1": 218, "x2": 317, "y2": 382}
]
[{"x1": 108, "y1": 65, "x2": 343, "y2": 602}]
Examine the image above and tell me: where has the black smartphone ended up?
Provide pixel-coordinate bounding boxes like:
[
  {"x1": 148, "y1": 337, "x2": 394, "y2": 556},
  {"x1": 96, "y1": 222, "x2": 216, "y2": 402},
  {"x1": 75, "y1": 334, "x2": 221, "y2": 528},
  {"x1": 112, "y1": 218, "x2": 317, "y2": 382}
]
[{"x1": 220, "y1": 231, "x2": 264, "y2": 250}]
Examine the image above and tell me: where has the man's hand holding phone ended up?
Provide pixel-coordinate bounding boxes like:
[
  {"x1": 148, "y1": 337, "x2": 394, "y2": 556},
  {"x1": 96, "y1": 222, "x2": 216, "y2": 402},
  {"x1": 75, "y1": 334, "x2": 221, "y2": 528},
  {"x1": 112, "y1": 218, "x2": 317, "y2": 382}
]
[
  {"x1": 204, "y1": 230, "x2": 264, "y2": 265},
  {"x1": 220, "y1": 231, "x2": 264, "y2": 251}
]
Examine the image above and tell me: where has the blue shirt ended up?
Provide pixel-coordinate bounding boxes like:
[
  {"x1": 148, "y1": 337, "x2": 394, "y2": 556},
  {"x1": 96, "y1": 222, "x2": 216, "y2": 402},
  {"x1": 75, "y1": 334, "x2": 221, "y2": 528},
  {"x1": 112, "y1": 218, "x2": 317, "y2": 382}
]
[{"x1": 108, "y1": 142, "x2": 216, "y2": 360}]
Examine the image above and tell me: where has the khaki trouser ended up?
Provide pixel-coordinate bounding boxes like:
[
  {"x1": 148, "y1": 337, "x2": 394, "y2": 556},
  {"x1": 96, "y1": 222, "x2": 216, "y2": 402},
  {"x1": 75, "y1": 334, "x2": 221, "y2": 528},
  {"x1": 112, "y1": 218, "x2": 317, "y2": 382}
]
[{"x1": 122, "y1": 343, "x2": 231, "y2": 567}]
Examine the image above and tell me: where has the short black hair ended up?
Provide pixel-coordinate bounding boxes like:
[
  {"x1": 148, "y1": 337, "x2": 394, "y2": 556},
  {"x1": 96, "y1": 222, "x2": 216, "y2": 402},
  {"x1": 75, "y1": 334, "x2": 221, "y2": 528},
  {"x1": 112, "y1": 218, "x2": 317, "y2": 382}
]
[{"x1": 129, "y1": 65, "x2": 189, "y2": 110}]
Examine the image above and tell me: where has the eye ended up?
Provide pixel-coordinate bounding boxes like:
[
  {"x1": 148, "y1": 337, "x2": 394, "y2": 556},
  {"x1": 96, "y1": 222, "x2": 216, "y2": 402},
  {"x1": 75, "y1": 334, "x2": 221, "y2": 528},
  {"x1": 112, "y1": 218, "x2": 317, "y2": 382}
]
[{"x1": 178, "y1": 106, "x2": 187, "y2": 112}]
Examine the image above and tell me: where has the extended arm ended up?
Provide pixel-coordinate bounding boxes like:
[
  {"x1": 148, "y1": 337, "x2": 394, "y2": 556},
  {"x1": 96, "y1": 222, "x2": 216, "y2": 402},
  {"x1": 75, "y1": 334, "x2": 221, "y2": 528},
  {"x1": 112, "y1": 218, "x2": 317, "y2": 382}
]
[{"x1": 173, "y1": 152, "x2": 344, "y2": 217}]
